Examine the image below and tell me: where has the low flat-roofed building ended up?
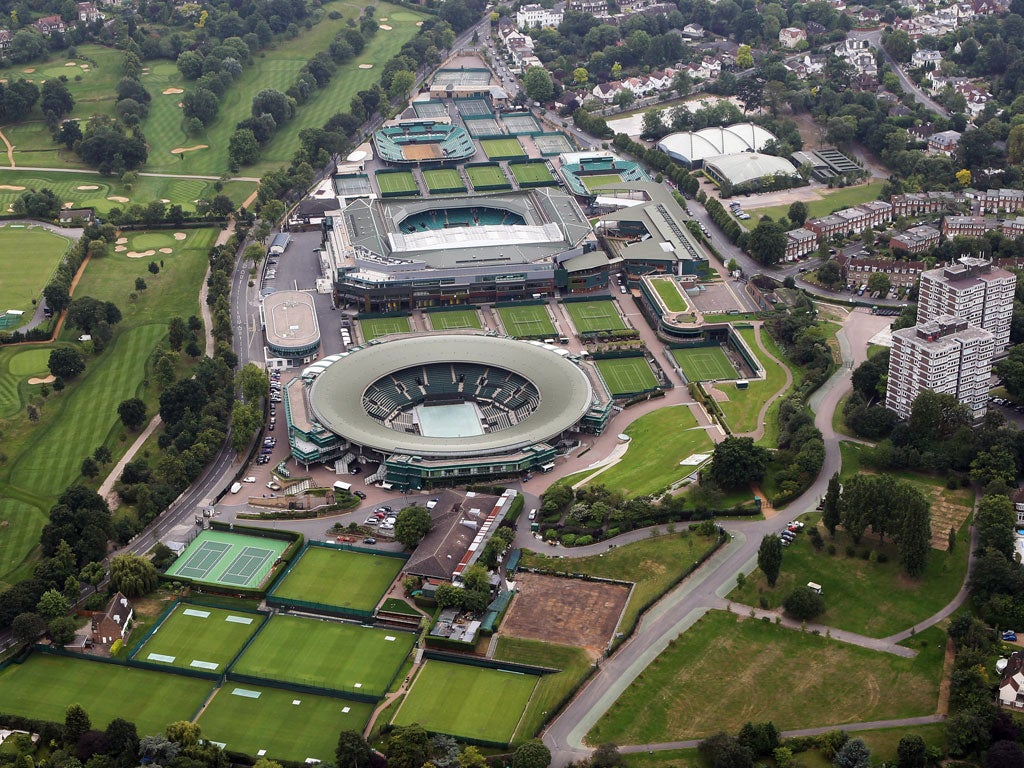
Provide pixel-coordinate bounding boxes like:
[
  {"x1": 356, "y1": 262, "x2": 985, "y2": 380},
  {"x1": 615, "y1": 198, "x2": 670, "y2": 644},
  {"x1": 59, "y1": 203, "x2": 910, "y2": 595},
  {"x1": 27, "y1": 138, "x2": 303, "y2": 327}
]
[{"x1": 262, "y1": 290, "x2": 321, "y2": 365}]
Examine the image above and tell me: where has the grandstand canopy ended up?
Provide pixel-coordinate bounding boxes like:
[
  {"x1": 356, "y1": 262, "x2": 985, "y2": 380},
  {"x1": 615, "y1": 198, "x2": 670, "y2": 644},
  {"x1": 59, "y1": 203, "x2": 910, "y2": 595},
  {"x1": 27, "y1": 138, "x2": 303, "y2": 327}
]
[
  {"x1": 703, "y1": 152, "x2": 800, "y2": 188},
  {"x1": 656, "y1": 122, "x2": 777, "y2": 165}
]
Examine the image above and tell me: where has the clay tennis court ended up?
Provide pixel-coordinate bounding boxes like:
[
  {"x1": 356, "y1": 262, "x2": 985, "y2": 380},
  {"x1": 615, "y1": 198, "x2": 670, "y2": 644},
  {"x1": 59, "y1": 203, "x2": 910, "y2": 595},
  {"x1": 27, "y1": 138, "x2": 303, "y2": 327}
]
[
  {"x1": 503, "y1": 572, "x2": 630, "y2": 652},
  {"x1": 403, "y1": 143, "x2": 443, "y2": 161}
]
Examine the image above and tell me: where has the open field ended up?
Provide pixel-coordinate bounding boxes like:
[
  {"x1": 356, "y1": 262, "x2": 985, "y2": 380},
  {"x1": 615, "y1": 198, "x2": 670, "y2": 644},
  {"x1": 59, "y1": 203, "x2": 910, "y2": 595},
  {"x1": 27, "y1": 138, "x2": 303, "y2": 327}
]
[
  {"x1": 0, "y1": 227, "x2": 70, "y2": 321},
  {"x1": 133, "y1": 603, "x2": 263, "y2": 672},
  {"x1": 581, "y1": 174, "x2": 624, "y2": 193},
  {"x1": 359, "y1": 315, "x2": 411, "y2": 340},
  {"x1": 497, "y1": 304, "x2": 555, "y2": 338},
  {"x1": 671, "y1": 346, "x2": 736, "y2": 382},
  {"x1": 466, "y1": 164, "x2": 509, "y2": 190},
  {"x1": 712, "y1": 327, "x2": 789, "y2": 436},
  {"x1": 270, "y1": 546, "x2": 404, "y2": 614},
  {"x1": 589, "y1": 611, "x2": 944, "y2": 744},
  {"x1": 426, "y1": 309, "x2": 481, "y2": 330},
  {"x1": 376, "y1": 171, "x2": 419, "y2": 196},
  {"x1": 481, "y1": 138, "x2": 526, "y2": 159},
  {"x1": 198, "y1": 683, "x2": 373, "y2": 761},
  {"x1": 565, "y1": 300, "x2": 625, "y2": 333},
  {"x1": 232, "y1": 614, "x2": 414, "y2": 696},
  {"x1": 746, "y1": 181, "x2": 887, "y2": 222},
  {"x1": 509, "y1": 162, "x2": 554, "y2": 185},
  {"x1": 651, "y1": 278, "x2": 688, "y2": 312},
  {"x1": 587, "y1": 406, "x2": 713, "y2": 496},
  {"x1": 0, "y1": 652, "x2": 213, "y2": 734},
  {"x1": 422, "y1": 168, "x2": 465, "y2": 193},
  {"x1": 393, "y1": 660, "x2": 537, "y2": 745},
  {"x1": 595, "y1": 357, "x2": 658, "y2": 396}
]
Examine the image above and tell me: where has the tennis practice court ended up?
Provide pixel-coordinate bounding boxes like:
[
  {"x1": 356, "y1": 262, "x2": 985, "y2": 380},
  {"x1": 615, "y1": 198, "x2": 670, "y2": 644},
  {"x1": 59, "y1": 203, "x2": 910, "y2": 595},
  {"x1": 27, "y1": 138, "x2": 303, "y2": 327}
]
[
  {"x1": 482, "y1": 138, "x2": 526, "y2": 159},
  {"x1": 509, "y1": 162, "x2": 555, "y2": 185},
  {"x1": 497, "y1": 305, "x2": 555, "y2": 338},
  {"x1": 165, "y1": 530, "x2": 289, "y2": 589},
  {"x1": 413, "y1": 100, "x2": 449, "y2": 119},
  {"x1": 375, "y1": 171, "x2": 419, "y2": 196},
  {"x1": 132, "y1": 602, "x2": 263, "y2": 672},
  {"x1": 333, "y1": 175, "x2": 373, "y2": 196},
  {"x1": 427, "y1": 309, "x2": 482, "y2": 330},
  {"x1": 672, "y1": 346, "x2": 738, "y2": 382},
  {"x1": 595, "y1": 357, "x2": 659, "y2": 395},
  {"x1": 466, "y1": 164, "x2": 509, "y2": 190},
  {"x1": 565, "y1": 300, "x2": 626, "y2": 333},
  {"x1": 465, "y1": 117, "x2": 504, "y2": 138},
  {"x1": 456, "y1": 98, "x2": 492, "y2": 117},
  {"x1": 502, "y1": 113, "x2": 540, "y2": 134},
  {"x1": 360, "y1": 315, "x2": 412, "y2": 340},
  {"x1": 534, "y1": 133, "x2": 574, "y2": 155},
  {"x1": 432, "y1": 68, "x2": 492, "y2": 87}
]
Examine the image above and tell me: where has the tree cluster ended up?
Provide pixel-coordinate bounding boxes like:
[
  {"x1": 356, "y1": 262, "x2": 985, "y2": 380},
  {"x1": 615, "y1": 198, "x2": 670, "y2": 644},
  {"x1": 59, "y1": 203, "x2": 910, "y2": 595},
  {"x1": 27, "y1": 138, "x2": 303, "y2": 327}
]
[{"x1": 434, "y1": 563, "x2": 493, "y2": 613}]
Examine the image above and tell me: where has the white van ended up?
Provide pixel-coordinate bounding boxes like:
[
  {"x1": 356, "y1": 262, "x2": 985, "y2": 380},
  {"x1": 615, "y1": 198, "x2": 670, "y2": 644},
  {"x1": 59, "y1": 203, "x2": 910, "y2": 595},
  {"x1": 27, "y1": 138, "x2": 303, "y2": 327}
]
[
  {"x1": 333, "y1": 480, "x2": 353, "y2": 492},
  {"x1": 230, "y1": 482, "x2": 242, "y2": 494}
]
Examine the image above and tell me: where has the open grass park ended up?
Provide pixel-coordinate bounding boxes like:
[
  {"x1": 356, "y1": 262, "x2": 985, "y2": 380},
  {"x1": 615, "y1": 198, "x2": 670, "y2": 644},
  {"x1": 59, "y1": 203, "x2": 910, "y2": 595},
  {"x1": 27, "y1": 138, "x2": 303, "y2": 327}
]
[
  {"x1": 466, "y1": 164, "x2": 510, "y2": 190},
  {"x1": 481, "y1": 138, "x2": 526, "y2": 160},
  {"x1": 426, "y1": 309, "x2": 482, "y2": 331},
  {"x1": 269, "y1": 546, "x2": 405, "y2": 614},
  {"x1": 359, "y1": 315, "x2": 411, "y2": 340},
  {"x1": 509, "y1": 162, "x2": 555, "y2": 185},
  {"x1": 0, "y1": 225, "x2": 70, "y2": 322},
  {"x1": 564, "y1": 299, "x2": 625, "y2": 333},
  {"x1": 650, "y1": 278, "x2": 688, "y2": 313},
  {"x1": 231, "y1": 614, "x2": 414, "y2": 696},
  {"x1": 422, "y1": 168, "x2": 465, "y2": 194},
  {"x1": 588, "y1": 610, "x2": 944, "y2": 744},
  {"x1": 746, "y1": 180, "x2": 886, "y2": 223},
  {"x1": 712, "y1": 327, "x2": 789, "y2": 435},
  {"x1": 671, "y1": 345, "x2": 737, "y2": 382},
  {"x1": 586, "y1": 405, "x2": 713, "y2": 496},
  {"x1": 0, "y1": 652, "x2": 214, "y2": 734},
  {"x1": 132, "y1": 603, "x2": 263, "y2": 673},
  {"x1": 392, "y1": 660, "x2": 538, "y2": 745},
  {"x1": 595, "y1": 357, "x2": 658, "y2": 396},
  {"x1": 375, "y1": 171, "x2": 419, "y2": 197},
  {"x1": 497, "y1": 304, "x2": 555, "y2": 338},
  {"x1": 197, "y1": 683, "x2": 374, "y2": 762}
]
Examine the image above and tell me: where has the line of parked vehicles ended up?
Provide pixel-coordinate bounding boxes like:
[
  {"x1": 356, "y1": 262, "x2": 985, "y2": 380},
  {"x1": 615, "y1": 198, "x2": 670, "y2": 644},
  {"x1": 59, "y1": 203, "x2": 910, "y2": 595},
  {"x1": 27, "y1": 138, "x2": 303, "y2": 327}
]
[
  {"x1": 780, "y1": 520, "x2": 804, "y2": 546},
  {"x1": 990, "y1": 396, "x2": 1024, "y2": 415},
  {"x1": 728, "y1": 201, "x2": 751, "y2": 220}
]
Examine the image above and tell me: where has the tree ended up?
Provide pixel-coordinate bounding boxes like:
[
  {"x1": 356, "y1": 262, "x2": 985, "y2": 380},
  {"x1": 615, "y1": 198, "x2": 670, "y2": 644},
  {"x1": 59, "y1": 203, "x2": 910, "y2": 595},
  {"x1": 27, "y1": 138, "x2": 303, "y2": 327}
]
[
  {"x1": 386, "y1": 725, "x2": 432, "y2": 768},
  {"x1": 48, "y1": 615, "x2": 77, "y2": 646},
  {"x1": 336, "y1": 731, "x2": 372, "y2": 768},
  {"x1": 895, "y1": 486, "x2": 931, "y2": 577},
  {"x1": 236, "y1": 363, "x2": 270, "y2": 402},
  {"x1": 106, "y1": 719, "x2": 140, "y2": 768},
  {"x1": 164, "y1": 721, "x2": 201, "y2": 748},
  {"x1": 748, "y1": 219, "x2": 786, "y2": 266},
  {"x1": 49, "y1": 347, "x2": 85, "y2": 379},
  {"x1": 591, "y1": 744, "x2": 626, "y2": 768},
  {"x1": 896, "y1": 735, "x2": 928, "y2": 768},
  {"x1": 118, "y1": 398, "x2": 147, "y2": 430},
  {"x1": 11, "y1": 612, "x2": 46, "y2": 642},
  {"x1": 9, "y1": 31, "x2": 45, "y2": 65},
  {"x1": 976, "y1": 494, "x2": 1016, "y2": 559},
  {"x1": 787, "y1": 201, "x2": 807, "y2": 227},
  {"x1": 833, "y1": 739, "x2": 871, "y2": 768},
  {"x1": 388, "y1": 70, "x2": 416, "y2": 103},
  {"x1": 908, "y1": 390, "x2": 971, "y2": 447},
  {"x1": 817, "y1": 260, "x2": 841, "y2": 287},
  {"x1": 699, "y1": 733, "x2": 753, "y2": 768},
  {"x1": 709, "y1": 437, "x2": 771, "y2": 489},
  {"x1": 41, "y1": 79, "x2": 75, "y2": 120},
  {"x1": 252, "y1": 89, "x2": 294, "y2": 125},
  {"x1": 394, "y1": 506, "x2": 432, "y2": 548},
  {"x1": 736, "y1": 44, "x2": 753, "y2": 68},
  {"x1": 782, "y1": 586, "x2": 824, "y2": 620},
  {"x1": 572, "y1": 67, "x2": 589, "y2": 85},
  {"x1": 228, "y1": 128, "x2": 260, "y2": 167},
  {"x1": 522, "y1": 66, "x2": 554, "y2": 102},
  {"x1": 757, "y1": 535, "x2": 783, "y2": 586},
  {"x1": 64, "y1": 705, "x2": 92, "y2": 747},
  {"x1": 37, "y1": 588, "x2": 71, "y2": 620},
  {"x1": 867, "y1": 272, "x2": 890, "y2": 296},
  {"x1": 987, "y1": 741, "x2": 1024, "y2": 768},
  {"x1": 970, "y1": 446, "x2": 1017, "y2": 489},
  {"x1": 81, "y1": 457, "x2": 99, "y2": 478},
  {"x1": 511, "y1": 740, "x2": 551, "y2": 768},
  {"x1": 182, "y1": 88, "x2": 218, "y2": 126},
  {"x1": 134, "y1": 277, "x2": 147, "y2": 291},
  {"x1": 458, "y1": 747, "x2": 487, "y2": 768},
  {"x1": 109, "y1": 553, "x2": 158, "y2": 597}
]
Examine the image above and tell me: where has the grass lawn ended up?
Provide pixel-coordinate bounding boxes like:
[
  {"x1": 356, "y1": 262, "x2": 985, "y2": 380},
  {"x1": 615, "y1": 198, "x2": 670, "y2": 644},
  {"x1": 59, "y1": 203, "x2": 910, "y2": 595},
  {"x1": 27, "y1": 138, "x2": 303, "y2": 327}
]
[
  {"x1": 493, "y1": 637, "x2": 593, "y2": 743},
  {"x1": 582, "y1": 173, "x2": 624, "y2": 193},
  {"x1": 132, "y1": 603, "x2": 263, "y2": 673},
  {"x1": 359, "y1": 315, "x2": 411, "y2": 340},
  {"x1": 588, "y1": 610, "x2": 944, "y2": 744},
  {"x1": 509, "y1": 162, "x2": 554, "y2": 184},
  {"x1": 746, "y1": 181, "x2": 886, "y2": 222},
  {"x1": 0, "y1": 227, "x2": 71, "y2": 321},
  {"x1": 565, "y1": 299, "x2": 625, "y2": 333},
  {"x1": 671, "y1": 346, "x2": 736, "y2": 382},
  {"x1": 466, "y1": 164, "x2": 509, "y2": 190},
  {"x1": 595, "y1": 357, "x2": 658, "y2": 396},
  {"x1": 651, "y1": 277, "x2": 688, "y2": 312},
  {"x1": 375, "y1": 171, "x2": 419, "y2": 196},
  {"x1": 0, "y1": 652, "x2": 213, "y2": 734},
  {"x1": 270, "y1": 546, "x2": 404, "y2": 614},
  {"x1": 718, "y1": 326, "x2": 794, "y2": 440},
  {"x1": 426, "y1": 309, "x2": 482, "y2": 330},
  {"x1": 233, "y1": 614, "x2": 414, "y2": 697},
  {"x1": 588, "y1": 406, "x2": 713, "y2": 496},
  {"x1": 198, "y1": 683, "x2": 373, "y2": 761},
  {"x1": 422, "y1": 168, "x2": 465, "y2": 193},
  {"x1": 481, "y1": 138, "x2": 526, "y2": 159},
  {"x1": 497, "y1": 304, "x2": 555, "y2": 338},
  {"x1": 392, "y1": 660, "x2": 537, "y2": 745},
  {"x1": 521, "y1": 531, "x2": 721, "y2": 637}
]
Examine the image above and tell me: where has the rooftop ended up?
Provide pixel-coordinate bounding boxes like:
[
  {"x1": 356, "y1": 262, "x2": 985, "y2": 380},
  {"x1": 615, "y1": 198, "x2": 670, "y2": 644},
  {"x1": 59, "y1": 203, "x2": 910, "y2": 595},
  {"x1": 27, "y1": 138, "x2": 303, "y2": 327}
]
[{"x1": 263, "y1": 291, "x2": 320, "y2": 351}]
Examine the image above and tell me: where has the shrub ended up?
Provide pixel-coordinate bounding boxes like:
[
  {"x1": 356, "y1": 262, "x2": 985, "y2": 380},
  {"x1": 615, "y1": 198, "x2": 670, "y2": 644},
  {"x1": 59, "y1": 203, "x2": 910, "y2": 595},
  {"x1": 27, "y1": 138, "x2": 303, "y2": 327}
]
[
  {"x1": 860, "y1": 549, "x2": 871, "y2": 560},
  {"x1": 560, "y1": 533, "x2": 576, "y2": 546},
  {"x1": 782, "y1": 586, "x2": 825, "y2": 620},
  {"x1": 845, "y1": 545, "x2": 856, "y2": 557},
  {"x1": 576, "y1": 535, "x2": 594, "y2": 546},
  {"x1": 827, "y1": 544, "x2": 836, "y2": 555},
  {"x1": 759, "y1": 596, "x2": 769, "y2": 609},
  {"x1": 876, "y1": 552, "x2": 888, "y2": 563}
]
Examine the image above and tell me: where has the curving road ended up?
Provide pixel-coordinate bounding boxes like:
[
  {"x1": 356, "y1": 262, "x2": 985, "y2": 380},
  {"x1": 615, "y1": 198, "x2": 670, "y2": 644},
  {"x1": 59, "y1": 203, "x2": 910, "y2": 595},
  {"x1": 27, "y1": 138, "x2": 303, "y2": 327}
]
[{"x1": 848, "y1": 30, "x2": 949, "y2": 119}]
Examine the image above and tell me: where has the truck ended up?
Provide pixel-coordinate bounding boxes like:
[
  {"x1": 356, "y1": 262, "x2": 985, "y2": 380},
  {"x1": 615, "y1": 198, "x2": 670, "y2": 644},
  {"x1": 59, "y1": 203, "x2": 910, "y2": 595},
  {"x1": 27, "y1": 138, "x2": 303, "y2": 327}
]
[
  {"x1": 230, "y1": 482, "x2": 242, "y2": 494},
  {"x1": 268, "y1": 233, "x2": 291, "y2": 256},
  {"x1": 333, "y1": 480, "x2": 353, "y2": 492}
]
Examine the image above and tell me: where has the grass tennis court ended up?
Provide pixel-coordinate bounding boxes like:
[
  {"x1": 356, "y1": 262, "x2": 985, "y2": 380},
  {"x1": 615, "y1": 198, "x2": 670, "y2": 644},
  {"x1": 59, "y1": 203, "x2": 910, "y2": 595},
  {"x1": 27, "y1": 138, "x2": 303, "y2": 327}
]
[
  {"x1": 497, "y1": 305, "x2": 555, "y2": 338},
  {"x1": 595, "y1": 357, "x2": 659, "y2": 396},
  {"x1": 671, "y1": 346, "x2": 737, "y2": 382},
  {"x1": 565, "y1": 300, "x2": 626, "y2": 333},
  {"x1": 422, "y1": 168, "x2": 466, "y2": 193},
  {"x1": 0, "y1": 227, "x2": 71, "y2": 323},
  {"x1": 482, "y1": 138, "x2": 526, "y2": 159},
  {"x1": 427, "y1": 309, "x2": 482, "y2": 330},
  {"x1": 510, "y1": 162, "x2": 555, "y2": 185},
  {"x1": 582, "y1": 174, "x2": 624, "y2": 193},
  {"x1": 232, "y1": 614, "x2": 414, "y2": 696},
  {"x1": 269, "y1": 546, "x2": 404, "y2": 614},
  {"x1": 0, "y1": 653, "x2": 213, "y2": 734},
  {"x1": 198, "y1": 683, "x2": 374, "y2": 762},
  {"x1": 359, "y1": 315, "x2": 411, "y2": 340},
  {"x1": 466, "y1": 164, "x2": 510, "y2": 190},
  {"x1": 393, "y1": 660, "x2": 537, "y2": 746},
  {"x1": 652, "y1": 278, "x2": 688, "y2": 312},
  {"x1": 164, "y1": 530, "x2": 289, "y2": 589},
  {"x1": 375, "y1": 171, "x2": 419, "y2": 196},
  {"x1": 132, "y1": 603, "x2": 263, "y2": 672}
]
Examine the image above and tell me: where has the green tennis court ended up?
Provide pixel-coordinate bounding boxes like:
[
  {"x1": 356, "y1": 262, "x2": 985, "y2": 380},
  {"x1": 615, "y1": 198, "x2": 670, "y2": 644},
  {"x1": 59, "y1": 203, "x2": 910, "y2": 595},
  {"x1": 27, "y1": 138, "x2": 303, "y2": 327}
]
[
  {"x1": 595, "y1": 357, "x2": 659, "y2": 395},
  {"x1": 232, "y1": 614, "x2": 414, "y2": 697},
  {"x1": 132, "y1": 602, "x2": 263, "y2": 672},
  {"x1": 375, "y1": 171, "x2": 418, "y2": 196},
  {"x1": 359, "y1": 315, "x2": 411, "y2": 340},
  {"x1": 672, "y1": 346, "x2": 738, "y2": 381},
  {"x1": 466, "y1": 165, "x2": 510, "y2": 190},
  {"x1": 269, "y1": 546, "x2": 404, "y2": 614},
  {"x1": 565, "y1": 300, "x2": 626, "y2": 333},
  {"x1": 422, "y1": 168, "x2": 465, "y2": 193},
  {"x1": 582, "y1": 174, "x2": 624, "y2": 193},
  {"x1": 497, "y1": 305, "x2": 555, "y2": 338},
  {"x1": 509, "y1": 163, "x2": 555, "y2": 185},
  {"x1": 481, "y1": 138, "x2": 526, "y2": 159},
  {"x1": 392, "y1": 660, "x2": 538, "y2": 746},
  {"x1": 164, "y1": 530, "x2": 289, "y2": 589},
  {"x1": 427, "y1": 309, "x2": 482, "y2": 330}
]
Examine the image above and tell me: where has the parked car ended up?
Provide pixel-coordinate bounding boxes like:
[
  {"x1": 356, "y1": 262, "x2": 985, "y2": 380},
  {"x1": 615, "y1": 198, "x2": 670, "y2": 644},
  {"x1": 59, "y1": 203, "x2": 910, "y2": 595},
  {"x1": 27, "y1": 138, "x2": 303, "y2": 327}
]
[
  {"x1": 1004, "y1": 631, "x2": 1018, "y2": 641},
  {"x1": 788, "y1": 521, "x2": 805, "y2": 529},
  {"x1": 267, "y1": 481, "x2": 282, "y2": 491},
  {"x1": 362, "y1": 537, "x2": 376, "y2": 545},
  {"x1": 354, "y1": 490, "x2": 366, "y2": 499},
  {"x1": 364, "y1": 517, "x2": 379, "y2": 526}
]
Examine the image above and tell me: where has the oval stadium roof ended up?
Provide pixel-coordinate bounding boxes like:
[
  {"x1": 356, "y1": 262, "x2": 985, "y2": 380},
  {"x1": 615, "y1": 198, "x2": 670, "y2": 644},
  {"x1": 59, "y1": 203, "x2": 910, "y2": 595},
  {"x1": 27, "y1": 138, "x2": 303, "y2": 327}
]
[
  {"x1": 656, "y1": 122, "x2": 778, "y2": 165},
  {"x1": 703, "y1": 152, "x2": 800, "y2": 187},
  {"x1": 308, "y1": 335, "x2": 593, "y2": 458}
]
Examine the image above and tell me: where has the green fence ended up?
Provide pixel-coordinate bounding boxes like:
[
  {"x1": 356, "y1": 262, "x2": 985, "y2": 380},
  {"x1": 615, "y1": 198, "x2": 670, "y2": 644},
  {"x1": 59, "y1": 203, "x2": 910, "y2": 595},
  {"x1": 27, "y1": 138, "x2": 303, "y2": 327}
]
[
  {"x1": 422, "y1": 650, "x2": 556, "y2": 676},
  {"x1": 31, "y1": 644, "x2": 223, "y2": 682},
  {"x1": 494, "y1": 299, "x2": 546, "y2": 308},
  {"x1": 423, "y1": 304, "x2": 481, "y2": 313},
  {"x1": 223, "y1": 671, "x2": 381, "y2": 704},
  {"x1": 265, "y1": 595, "x2": 374, "y2": 620},
  {"x1": 590, "y1": 348, "x2": 646, "y2": 360},
  {"x1": 358, "y1": 310, "x2": 413, "y2": 320}
]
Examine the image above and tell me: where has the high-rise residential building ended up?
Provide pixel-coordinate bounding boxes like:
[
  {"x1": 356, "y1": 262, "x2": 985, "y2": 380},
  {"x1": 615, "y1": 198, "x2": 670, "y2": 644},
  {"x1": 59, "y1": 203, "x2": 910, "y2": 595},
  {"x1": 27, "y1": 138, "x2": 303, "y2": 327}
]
[
  {"x1": 917, "y1": 256, "x2": 1016, "y2": 350},
  {"x1": 885, "y1": 315, "x2": 995, "y2": 420}
]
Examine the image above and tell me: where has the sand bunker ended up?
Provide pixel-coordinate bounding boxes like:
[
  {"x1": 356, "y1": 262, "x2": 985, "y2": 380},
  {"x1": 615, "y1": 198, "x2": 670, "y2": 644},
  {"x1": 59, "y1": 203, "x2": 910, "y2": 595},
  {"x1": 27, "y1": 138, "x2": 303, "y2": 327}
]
[
  {"x1": 22, "y1": 68, "x2": 34, "y2": 74},
  {"x1": 379, "y1": 24, "x2": 392, "y2": 29},
  {"x1": 379, "y1": 16, "x2": 388, "y2": 20},
  {"x1": 0, "y1": 185, "x2": 25, "y2": 190},
  {"x1": 173, "y1": 232, "x2": 187, "y2": 241},
  {"x1": 76, "y1": 184, "x2": 100, "y2": 190},
  {"x1": 65, "y1": 62, "x2": 77, "y2": 67},
  {"x1": 358, "y1": 63, "x2": 374, "y2": 69},
  {"x1": 115, "y1": 237, "x2": 127, "y2": 244},
  {"x1": 159, "y1": 198, "x2": 170, "y2": 203},
  {"x1": 177, "y1": 102, "x2": 183, "y2": 108},
  {"x1": 126, "y1": 249, "x2": 156, "y2": 259},
  {"x1": 62, "y1": 202, "x2": 74, "y2": 208},
  {"x1": 162, "y1": 87, "x2": 184, "y2": 95},
  {"x1": 107, "y1": 195, "x2": 130, "y2": 203},
  {"x1": 159, "y1": 247, "x2": 173, "y2": 254},
  {"x1": 28, "y1": 375, "x2": 56, "y2": 385},
  {"x1": 114, "y1": 245, "x2": 126, "y2": 252},
  {"x1": 416, "y1": 20, "x2": 423, "y2": 25},
  {"x1": 170, "y1": 145, "x2": 208, "y2": 154},
  {"x1": 80, "y1": 65, "x2": 89, "y2": 69}
]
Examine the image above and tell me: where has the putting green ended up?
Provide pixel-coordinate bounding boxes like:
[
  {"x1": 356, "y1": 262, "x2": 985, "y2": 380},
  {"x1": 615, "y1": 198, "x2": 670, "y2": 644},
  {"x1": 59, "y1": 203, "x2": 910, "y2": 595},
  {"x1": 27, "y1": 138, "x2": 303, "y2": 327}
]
[{"x1": 8, "y1": 349, "x2": 51, "y2": 376}]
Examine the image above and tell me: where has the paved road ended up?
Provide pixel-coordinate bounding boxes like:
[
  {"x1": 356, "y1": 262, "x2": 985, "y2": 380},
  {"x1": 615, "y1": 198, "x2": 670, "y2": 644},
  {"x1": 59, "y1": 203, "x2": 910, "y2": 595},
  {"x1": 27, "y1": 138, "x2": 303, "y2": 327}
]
[{"x1": 849, "y1": 30, "x2": 949, "y2": 118}]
